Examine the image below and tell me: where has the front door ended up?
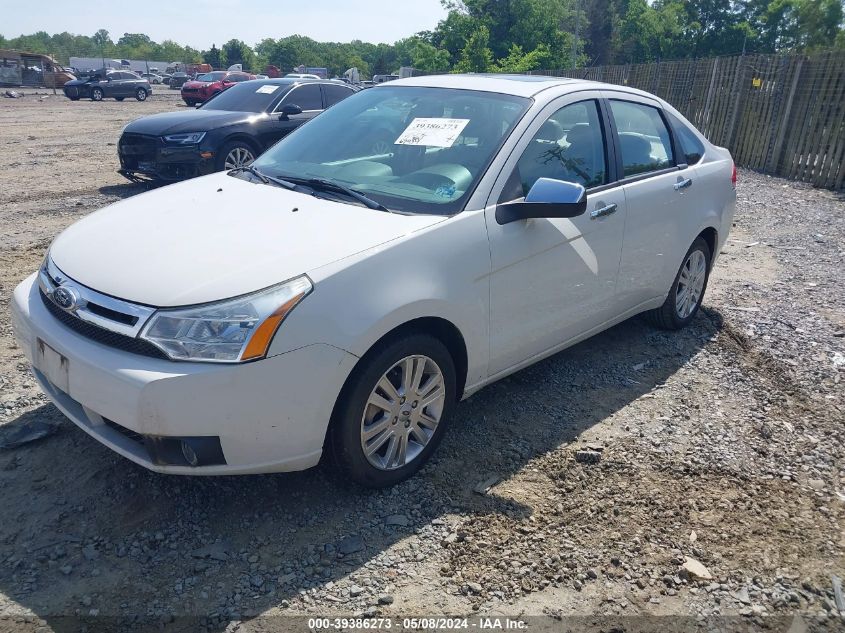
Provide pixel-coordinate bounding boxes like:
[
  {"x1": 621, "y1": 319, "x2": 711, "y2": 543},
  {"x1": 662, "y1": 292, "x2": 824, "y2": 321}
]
[
  {"x1": 484, "y1": 94, "x2": 626, "y2": 376},
  {"x1": 263, "y1": 84, "x2": 324, "y2": 148}
]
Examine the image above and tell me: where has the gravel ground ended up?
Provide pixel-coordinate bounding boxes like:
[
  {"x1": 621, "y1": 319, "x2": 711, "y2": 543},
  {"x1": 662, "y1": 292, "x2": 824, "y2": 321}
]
[{"x1": 0, "y1": 95, "x2": 843, "y2": 632}]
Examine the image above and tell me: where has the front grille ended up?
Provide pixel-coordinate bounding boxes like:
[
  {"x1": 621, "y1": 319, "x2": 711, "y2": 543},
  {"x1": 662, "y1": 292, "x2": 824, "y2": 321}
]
[
  {"x1": 103, "y1": 418, "x2": 145, "y2": 444},
  {"x1": 181, "y1": 87, "x2": 199, "y2": 93},
  {"x1": 40, "y1": 289, "x2": 168, "y2": 360},
  {"x1": 118, "y1": 133, "x2": 158, "y2": 167}
]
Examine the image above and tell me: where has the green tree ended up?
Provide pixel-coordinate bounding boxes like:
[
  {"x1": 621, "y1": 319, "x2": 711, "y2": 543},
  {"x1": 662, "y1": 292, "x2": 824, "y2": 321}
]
[
  {"x1": 221, "y1": 39, "x2": 255, "y2": 71},
  {"x1": 203, "y1": 44, "x2": 221, "y2": 68},
  {"x1": 410, "y1": 39, "x2": 452, "y2": 72},
  {"x1": 454, "y1": 25, "x2": 494, "y2": 72},
  {"x1": 493, "y1": 43, "x2": 553, "y2": 72}
]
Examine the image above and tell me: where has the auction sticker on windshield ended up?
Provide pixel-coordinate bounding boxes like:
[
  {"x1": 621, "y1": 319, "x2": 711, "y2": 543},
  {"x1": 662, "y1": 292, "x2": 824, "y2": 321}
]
[
  {"x1": 395, "y1": 118, "x2": 470, "y2": 148},
  {"x1": 255, "y1": 85, "x2": 280, "y2": 94}
]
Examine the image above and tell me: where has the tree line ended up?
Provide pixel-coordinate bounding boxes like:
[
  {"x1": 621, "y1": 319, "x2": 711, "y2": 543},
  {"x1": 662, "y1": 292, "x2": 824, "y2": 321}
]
[{"x1": 2, "y1": 0, "x2": 843, "y2": 77}]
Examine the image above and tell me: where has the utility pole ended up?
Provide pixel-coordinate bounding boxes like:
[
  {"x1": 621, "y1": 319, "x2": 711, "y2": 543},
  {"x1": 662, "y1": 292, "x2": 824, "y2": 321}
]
[{"x1": 572, "y1": 0, "x2": 581, "y2": 70}]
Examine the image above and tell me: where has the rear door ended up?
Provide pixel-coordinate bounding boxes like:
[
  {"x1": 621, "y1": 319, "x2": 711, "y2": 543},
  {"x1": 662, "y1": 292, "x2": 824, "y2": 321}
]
[{"x1": 604, "y1": 92, "x2": 698, "y2": 310}]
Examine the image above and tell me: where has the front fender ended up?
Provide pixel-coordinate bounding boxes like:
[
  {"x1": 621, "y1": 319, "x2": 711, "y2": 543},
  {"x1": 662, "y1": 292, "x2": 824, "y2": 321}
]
[{"x1": 269, "y1": 210, "x2": 491, "y2": 390}]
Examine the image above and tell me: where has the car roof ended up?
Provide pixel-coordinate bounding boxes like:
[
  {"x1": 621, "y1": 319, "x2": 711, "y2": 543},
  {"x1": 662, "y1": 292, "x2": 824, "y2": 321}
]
[
  {"x1": 386, "y1": 73, "x2": 655, "y2": 100},
  {"x1": 241, "y1": 77, "x2": 345, "y2": 86}
]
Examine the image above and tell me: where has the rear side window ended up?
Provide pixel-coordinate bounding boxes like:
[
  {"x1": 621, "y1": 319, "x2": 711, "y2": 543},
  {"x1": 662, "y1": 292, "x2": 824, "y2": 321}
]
[
  {"x1": 284, "y1": 84, "x2": 322, "y2": 111},
  {"x1": 610, "y1": 100, "x2": 674, "y2": 177},
  {"x1": 323, "y1": 84, "x2": 355, "y2": 107},
  {"x1": 667, "y1": 113, "x2": 705, "y2": 164}
]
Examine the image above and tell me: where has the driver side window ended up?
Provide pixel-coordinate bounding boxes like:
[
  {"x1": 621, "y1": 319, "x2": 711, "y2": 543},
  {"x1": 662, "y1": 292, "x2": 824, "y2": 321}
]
[
  {"x1": 505, "y1": 100, "x2": 607, "y2": 201},
  {"x1": 283, "y1": 84, "x2": 323, "y2": 111}
]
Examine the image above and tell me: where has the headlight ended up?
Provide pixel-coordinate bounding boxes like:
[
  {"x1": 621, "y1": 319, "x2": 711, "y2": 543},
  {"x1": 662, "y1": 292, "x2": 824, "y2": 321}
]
[
  {"x1": 163, "y1": 132, "x2": 206, "y2": 144},
  {"x1": 140, "y1": 276, "x2": 312, "y2": 363}
]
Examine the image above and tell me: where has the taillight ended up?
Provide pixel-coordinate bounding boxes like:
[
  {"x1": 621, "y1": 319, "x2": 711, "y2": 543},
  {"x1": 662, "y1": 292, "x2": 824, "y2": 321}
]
[{"x1": 731, "y1": 162, "x2": 737, "y2": 188}]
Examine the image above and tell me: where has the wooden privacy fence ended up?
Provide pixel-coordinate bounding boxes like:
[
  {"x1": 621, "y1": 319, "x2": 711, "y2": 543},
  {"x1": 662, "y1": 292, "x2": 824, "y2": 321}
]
[{"x1": 530, "y1": 51, "x2": 845, "y2": 190}]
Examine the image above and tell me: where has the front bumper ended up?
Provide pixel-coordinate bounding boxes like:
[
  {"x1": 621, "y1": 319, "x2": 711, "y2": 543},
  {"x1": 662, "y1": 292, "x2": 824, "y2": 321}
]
[
  {"x1": 11, "y1": 273, "x2": 359, "y2": 475},
  {"x1": 118, "y1": 133, "x2": 215, "y2": 181}
]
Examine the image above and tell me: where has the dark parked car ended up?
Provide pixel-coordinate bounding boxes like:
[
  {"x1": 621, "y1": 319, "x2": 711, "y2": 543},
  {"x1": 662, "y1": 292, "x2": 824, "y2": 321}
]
[
  {"x1": 118, "y1": 78, "x2": 358, "y2": 182},
  {"x1": 168, "y1": 72, "x2": 189, "y2": 89},
  {"x1": 63, "y1": 70, "x2": 152, "y2": 102}
]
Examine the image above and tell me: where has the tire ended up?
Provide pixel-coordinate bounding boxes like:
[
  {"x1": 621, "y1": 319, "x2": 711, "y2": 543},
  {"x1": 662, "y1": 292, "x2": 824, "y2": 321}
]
[
  {"x1": 329, "y1": 332, "x2": 457, "y2": 488},
  {"x1": 68, "y1": 96, "x2": 80, "y2": 101},
  {"x1": 646, "y1": 236, "x2": 712, "y2": 330},
  {"x1": 135, "y1": 88, "x2": 148, "y2": 102},
  {"x1": 115, "y1": 97, "x2": 125, "y2": 101},
  {"x1": 90, "y1": 87, "x2": 104, "y2": 101},
  {"x1": 215, "y1": 140, "x2": 258, "y2": 171},
  {"x1": 184, "y1": 99, "x2": 197, "y2": 107}
]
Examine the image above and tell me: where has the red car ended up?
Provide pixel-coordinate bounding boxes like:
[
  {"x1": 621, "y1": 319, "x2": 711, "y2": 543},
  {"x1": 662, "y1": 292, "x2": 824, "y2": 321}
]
[{"x1": 181, "y1": 71, "x2": 255, "y2": 106}]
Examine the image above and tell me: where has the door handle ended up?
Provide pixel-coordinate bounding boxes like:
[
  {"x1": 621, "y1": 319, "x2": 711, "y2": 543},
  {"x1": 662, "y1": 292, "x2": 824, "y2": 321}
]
[
  {"x1": 590, "y1": 203, "x2": 618, "y2": 220},
  {"x1": 674, "y1": 177, "x2": 693, "y2": 191}
]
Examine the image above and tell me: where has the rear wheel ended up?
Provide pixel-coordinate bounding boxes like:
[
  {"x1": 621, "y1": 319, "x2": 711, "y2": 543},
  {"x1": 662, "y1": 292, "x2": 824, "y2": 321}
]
[
  {"x1": 646, "y1": 237, "x2": 712, "y2": 330},
  {"x1": 90, "y1": 87, "x2": 104, "y2": 101},
  {"x1": 329, "y1": 333, "x2": 456, "y2": 488},
  {"x1": 135, "y1": 88, "x2": 148, "y2": 101},
  {"x1": 216, "y1": 140, "x2": 257, "y2": 171}
]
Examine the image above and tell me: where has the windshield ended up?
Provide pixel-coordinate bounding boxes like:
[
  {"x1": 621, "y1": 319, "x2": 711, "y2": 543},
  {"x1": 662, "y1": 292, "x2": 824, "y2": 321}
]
[
  {"x1": 198, "y1": 72, "x2": 226, "y2": 82},
  {"x1": 201, "y1": 82, "x2": 288, "y2": 113},
  {"x1": 251, "y1": 86, "x2": 530, "y2": 214}
]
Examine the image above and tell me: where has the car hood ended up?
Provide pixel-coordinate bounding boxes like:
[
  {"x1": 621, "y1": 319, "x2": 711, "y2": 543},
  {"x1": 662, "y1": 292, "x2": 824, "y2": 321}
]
[
  {"x1": 64, "y1": 78, "x2": 94, "y2": 86},
  {"x1": 49, "y1": 172, "x2": 445, "y2": 307},
  {"x1": 123, "y1": 109, "x2": 260, "y2": 135},
  {"x1": 182, "y1": 81, "x2": 212, "y2": 89}
]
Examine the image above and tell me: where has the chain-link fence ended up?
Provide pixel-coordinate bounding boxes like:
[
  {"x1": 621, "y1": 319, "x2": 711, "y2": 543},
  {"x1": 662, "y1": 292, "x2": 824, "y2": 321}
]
[{"x1": 531, "y1": 50, "x2": 845, "y2": 190}]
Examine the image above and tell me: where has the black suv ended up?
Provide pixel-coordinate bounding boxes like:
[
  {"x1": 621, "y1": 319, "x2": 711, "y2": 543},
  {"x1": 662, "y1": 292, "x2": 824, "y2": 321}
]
[{"x1": 63, "y1": 70, "x2": 152, "y2": 102}]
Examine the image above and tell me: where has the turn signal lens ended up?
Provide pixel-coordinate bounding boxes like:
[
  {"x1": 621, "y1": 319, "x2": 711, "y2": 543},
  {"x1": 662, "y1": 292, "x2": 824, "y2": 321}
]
[{"x1": 731, "y1": 162, "x2": 737, "y2": 188}]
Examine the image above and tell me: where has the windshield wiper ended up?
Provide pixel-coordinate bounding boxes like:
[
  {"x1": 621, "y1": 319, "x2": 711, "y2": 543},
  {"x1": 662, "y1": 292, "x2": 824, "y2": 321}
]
[
  {"x1": 229, "y1": 165, "x2": 300, "y2": 191},
  {"x1": 286, "y1": 176, "x2": 390, "y2": 212}
]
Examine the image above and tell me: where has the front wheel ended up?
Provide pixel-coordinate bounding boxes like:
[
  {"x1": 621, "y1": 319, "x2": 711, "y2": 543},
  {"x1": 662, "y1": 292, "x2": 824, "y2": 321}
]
[
  {"x1": 90, "y1": 87, "x2": 104, "y2": 101},
  {"x1": 329, "y1": 333, "x2": 456, "y2": 488},
  {"x1": 646, "y1": 236, "x2": 712, "y2": 330},
  {"x1": 135, "y1": 88, "x2": 148, "y2": 101},
  {"x1": 216, "y1": 140, "x2": 257, "y2": 171}
]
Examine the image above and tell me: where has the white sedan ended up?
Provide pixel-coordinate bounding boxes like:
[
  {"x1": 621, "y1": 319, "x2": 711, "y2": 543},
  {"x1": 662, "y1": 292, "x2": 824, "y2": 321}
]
[{"x1": 11, "y1": 75, "x2": 735, "y2": 487}]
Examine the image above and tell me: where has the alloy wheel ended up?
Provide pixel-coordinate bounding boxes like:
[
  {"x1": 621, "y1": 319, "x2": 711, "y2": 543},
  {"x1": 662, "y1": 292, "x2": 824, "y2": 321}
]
[
  {"x1": 360, "y1": 355, "x2": 445, "y2": 471},
  {"x1": 675, "y1": 249, "x2": 707, "y2": 319},
  {"x1": 371, "y1": 139, "x2": 391, "y2": 154},
  {"x1": 223, "y1": 146, "x2": 256, "y2": 170},
  {"x1": 91, "y1": 88, "x2": 103, "y2": 101}
]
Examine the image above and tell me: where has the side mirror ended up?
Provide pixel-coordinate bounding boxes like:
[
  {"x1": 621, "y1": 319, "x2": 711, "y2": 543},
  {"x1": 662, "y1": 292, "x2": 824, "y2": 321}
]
[
  {"x1": 495, "y1": 178, "x2": 587, "y2": 225},
  {"x1": 278, "y1": 103, "x2": 303, "y2": 120}
]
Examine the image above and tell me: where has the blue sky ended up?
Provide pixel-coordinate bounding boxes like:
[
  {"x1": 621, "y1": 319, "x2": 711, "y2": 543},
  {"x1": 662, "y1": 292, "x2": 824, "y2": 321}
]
[{"x1": 3, "y1": 0, "x2": 448, "y2": 47}]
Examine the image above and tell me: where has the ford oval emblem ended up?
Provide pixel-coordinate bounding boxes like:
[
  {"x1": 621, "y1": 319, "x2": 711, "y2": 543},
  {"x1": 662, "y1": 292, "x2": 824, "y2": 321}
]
[{"x1": 53, "y1": 285, "x2": 79, "y2": 311}]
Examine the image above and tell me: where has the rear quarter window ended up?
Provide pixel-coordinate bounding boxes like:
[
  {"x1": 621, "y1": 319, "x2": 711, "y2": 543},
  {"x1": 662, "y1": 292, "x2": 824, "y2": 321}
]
[{"x1": 668, "y1": 113, "x2": 706, "y2": 164}]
